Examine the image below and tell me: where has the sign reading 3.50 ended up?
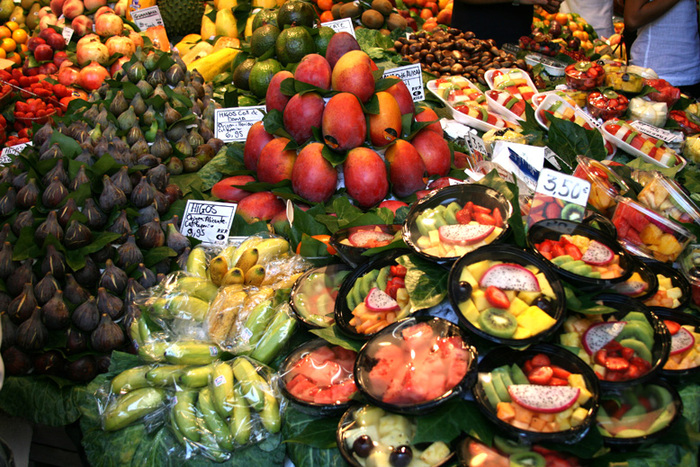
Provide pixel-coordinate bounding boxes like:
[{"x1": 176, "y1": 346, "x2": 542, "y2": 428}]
[{"x1": 536, "y1": 168, "x2": 591, "y2": 206}]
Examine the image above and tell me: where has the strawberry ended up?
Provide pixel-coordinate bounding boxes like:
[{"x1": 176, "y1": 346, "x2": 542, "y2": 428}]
[{"x1": 484, "y1": 285, "x2": 510, "y2": 309}]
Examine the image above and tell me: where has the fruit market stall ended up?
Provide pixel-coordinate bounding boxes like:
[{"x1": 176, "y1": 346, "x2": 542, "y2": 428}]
[{"x1": 1, "y1": 0, "x2": 700, "y2": 466}]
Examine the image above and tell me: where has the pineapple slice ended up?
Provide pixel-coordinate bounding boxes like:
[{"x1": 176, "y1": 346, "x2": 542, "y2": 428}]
[
  {"x1": 467, "y1": 260, "x2": 491, "y2": 281},
  {"x1": 459, "y1": 267, "x2": 478, "y2": 288},
  {"x1": 515, "y1": 306, "x2": 556, "y2": 335},
  {"x1": 471, "y1": 289, "x2": 490, "y2": 311},
  {"x1": 419, "y1": 441, "x2": 451, "y2": 465},
  {"x1": 378, "y1": 414, "x2": 414, "y2": 447},
  {"x1": 571, "y1": 407, "x2": 589, "y2": 427},
  {"x1": 459, "y1": 299, "x2": 480, "y2": 324}
]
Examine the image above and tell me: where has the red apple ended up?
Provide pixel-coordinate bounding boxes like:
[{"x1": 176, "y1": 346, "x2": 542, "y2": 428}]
[
  {"x1": 50, "y1": 0, "x2": 65, "y2": 16},
  {"x1": 34, "y1": 44, "x2": 54, "y2": 62},
  {"x1": 27, "y1": 37, "x2": 46, "y2": 52},
  {"x1": 53, "y1": 50, "x2": 69, "y2": 68},
  {"x1": 45, "y1": 32, "x2": 66, "y2": 51}
]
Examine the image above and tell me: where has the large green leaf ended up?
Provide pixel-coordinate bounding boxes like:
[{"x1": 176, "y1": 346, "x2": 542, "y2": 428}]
[
  {"x1": 395, "y1": 254, "x2": 448, "y2": 310},
  {"x1": 414, "y1": 399, "x2": 494, "y2": 445},
  {"x1": 0, "y1": 376, "x2": 81, "y2": 426},
  {"x1": 546, "y1": 116, "x2": 607, "y2": 172},
  {"x1": 282, "y1": 408, "x2": 345, "y2": 467}
]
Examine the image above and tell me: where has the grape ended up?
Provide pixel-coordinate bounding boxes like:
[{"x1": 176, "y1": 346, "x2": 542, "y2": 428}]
[{"x1": 352, "y1": 435, "x2": 373, "y2": 458}]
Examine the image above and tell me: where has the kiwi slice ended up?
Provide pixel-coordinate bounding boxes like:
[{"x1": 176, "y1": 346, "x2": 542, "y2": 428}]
[
  {"x1": 509, "y1": 451, "x2": 546, "y2": 467},
  {"x1": 478, "y1": 308, "x2": 518, "y2": 338},
  {"x1": 619, "y1": 338, "x2": 653, "y2": 363},
  {"x1": 491, "y1": 371, "x2": 511, "y2": 403},
  {"x1": 561, "y1": 203, "x2": 585, "y2": 222},
  {"x1": 493, "y1": 436, "x2": 530, "y2": 455}
]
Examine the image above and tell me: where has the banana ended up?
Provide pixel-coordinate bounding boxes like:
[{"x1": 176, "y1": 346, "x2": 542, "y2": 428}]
[
  {"x1": 167, "y1": 294, "x2": 210, "y2": 322},
  {"x1": 231, "y1": 383, "x2": 251, "y2": 445},
  {"x1": 176, "y1": 276, "x2": 219, "y2": 302},
  {"x1": 260, "y1": 390, "x2": 281, "y2": 434},
  {"x1": 255, "y1": 238, "x2": 290, "y2": 264},
  {"x1": 229, "y1": 237, "x2": 265, "y2": 267},
  {"x1": 250, "y1": 309, "x2": 297, "y2": 364},
  {"x1": 231, "y1": 358, "x2": 265, "y2": 411},
  {"x1": 207, "y1": 290, "x2": 246, "y2": 344},
  {"x1": 244, "y1": 264, "x2": 266, "y2": 286},
  {"x1": 168, "y1": 405, "x2": 187, "y2": 446},
  {"x1": 240, "y1": 300, "x2": 275, "y2": 347},
  {"x1": 186, "y1": 247, "x2": 208, "y2": 279},
  {"x1": 172, "y1": 389, "x2": 201, "y2": 443},
  {"x1": 198, "y1": 429, "x2": 230, "y2": 462},
  {"x1": 179, "y1": 364, "x2": 215, "y2": 388},
  {"x1": 197, "y1": 387, "x2": 234, "y2": 450},
  {"x1": 270, "y1": 272, "x2": 304, "y2": 290},
  {"x1": 221, "y1": 267, "x2": 245, "y2": 286},
  {"x1": 128, "y1": 319, "x2": 143, "y2": 348},
  {"x1": 164, "y1": 341, "x2": 219, "y2": 366},
  {"x1": 209, "y1": 256, "x2": 229, "y2": 287},
  {"x1": 210, "y1": 362, "x2": 235, "y2": 418},
  {"x1": 150, "y1": 297, "x2": 170, "y2": 319},
  {"x1": 235, "y1": 247, "x2": 259, "y2": 273},
  {"x1": 103, "y1": 388, "x2": 166, "y2": 431},
  {"x1": 110, "y1": 365, "x2": 153, "y2": 394},
  {"x1": 138, "y1": 341, "x2": 168, "y2": 363},
  {"x1": 146, "y1": 364, "x2": 187, "y2": 386},
  {"x1": 218, "y1": 244, "x2": 238, "y2": 265},
  {"x1": 138, "y1": 316, "x2": 155, "y2": 344}
]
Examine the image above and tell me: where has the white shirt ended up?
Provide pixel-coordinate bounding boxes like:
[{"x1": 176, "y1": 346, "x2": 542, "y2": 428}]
[
  {"x1": 630, "y1": 0, "x2": 700, "y2": 86},
  {"x1": 561, "y1": 0, "x2": 615, "y2": 38}
]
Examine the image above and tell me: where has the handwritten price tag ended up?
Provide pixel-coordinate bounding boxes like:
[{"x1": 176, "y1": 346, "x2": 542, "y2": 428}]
[
  {"x1": 215, "y1": 106, "x2": 266, "y2": 142},
  {"x1": 181, "y1": 200, "x2": 237, "y2": 246},
  {"x1": 131, "y1": 6, "x2": 165, "y2": 30},
  {"x1": 0, "y1": 143, "x2": 32, "y2": 165},
  {"x1": 536, "y1": 168, "x2": 591, "y2": 206},
  {"x1": 383, "y1": 64, "x2": 424, "y2": 102},
  {"x1": 62, "y1": 27, "x2": 74, "y2": 44},
  {"x1": 629, "y1": 120, "x2": 683, "y2": 144},
  {"x1": 319, "y1": 18, "x2": 355, "y2": 37}
]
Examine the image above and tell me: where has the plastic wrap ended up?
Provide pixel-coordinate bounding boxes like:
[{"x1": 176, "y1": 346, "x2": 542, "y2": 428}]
[{"x1": 628, "y1": 97, "x2": 668, "y2": 127}]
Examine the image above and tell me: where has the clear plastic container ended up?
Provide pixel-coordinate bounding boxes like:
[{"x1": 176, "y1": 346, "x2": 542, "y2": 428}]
[
  {"x1": 637, "y1": 172, "x2": 700, "y2": 225},
  {"x1": 611, "y1": 197, "x2": 696, "y2": 262},
  {"x1": 679, "y1": 243, "x2": 700, "y2": 307},
  {"x1": 564, "y1": 61, "x2": 605, "y2": 90},
  {"x1": 573, "y1": 156, "x2": 630, "y2": 218}
]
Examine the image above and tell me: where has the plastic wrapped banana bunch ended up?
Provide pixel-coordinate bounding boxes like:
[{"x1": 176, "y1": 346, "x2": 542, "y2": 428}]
[{"x1": 144, "y1": 268, "x2": 220, "y2": 323}]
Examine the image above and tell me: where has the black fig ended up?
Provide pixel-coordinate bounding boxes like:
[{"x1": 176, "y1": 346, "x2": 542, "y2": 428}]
[
  {"x1": 16, "y1": 306, "x2": 48, "y2": 351},
  {"x1": 166, "y1": 223, "x2": 190, "y2": 254},
  {"x1": 35, "y1": 210, "x2": 64, "y2": 244},
  {"x1": 42, "y1": 177, "x2": 69, "y2": 208},
  {"x1": 41, "y1": 244, "x2": 66, "y2": 280},
  {"x1": 97, "y1": 287, "x2": 124, "y2": 320},
  {"x1": 64, "y1": 274, "x2": 91, "y2": 305},
  {"x1": 42, "y1": 290, "x2": 70, "y2": 330},
  {"x1": 72, "y1": 296, "x2": 99, "y2": 332},
  {"x1": 33, "y1": 350, "x2": 65, "y2": 376},
  {"x1": 2, "y1": 346, "x2": 32, "y2": 375},
  {"x1": 16, "y1": 178, "x2": 40, "y2": 209},
  {"x1": 8, "y1": 282, "x2": 37, "y2": 323},
  {"x1": 66, "y1": 326, "x2": 89, "y2": 354},
  {"x1": 42, "y1": 159, "x2": 70, "y2": 187},
  {"x1": 73, "y1": 256, "x2": 100, "y2": 288},
  {"x1": 99, "y1": 175, "x2": 127, "y2": 212},
  {"x1": 100, "y1": 259, "x2": 128, "y2": 295},
  {"x1": 0, "y1": 241, "x2": 16, "y2": 280},
  {"x1": 137, "y1": 218, "x2": 165, "y2": 249},
  {"x1": 1, "y1": 312, "x2": 17, "y2": 351},
  {"x1": 57, "y1": 197, "x2": 78, "y2": 228},
  {"x1": 146, "y1": 164, "x2": 169, "y2": 192},
  {"x1": 7, "y1": 260, "x2": 35, "y2": 297},
  {"x1": 0, "y1": 186, "x2": 16, "y2": 216},
  {"x1": 91, "y1": 313, "x2": 125, "y2": 353},
  {"x1": 64, "y1": 220, "x2": 92, "y2": 249},
  {"x1": 69, "y1": 165, "x2": 90, "y2": 192},
  {"x1": 34, "y1": 272, "x2": 59, "y2": 305},
  {"x1": 116, "y1": 235, "x2": 144, "y2": 269},
  {"x1": 83, "y1": 198, "x2": 107, "y2": 230},
  {"x1": 107, "y1": 210, "x2": 131, "y2": 244},
  {"x1": 135, "y1": 263, "x2": 157, "y2": 289},
  {"x1": 131, "y1": 176, "x2": 155, "y2": 208},
  {"x1": 65, "y1": 355, "x2": 98, "y2": 382}
]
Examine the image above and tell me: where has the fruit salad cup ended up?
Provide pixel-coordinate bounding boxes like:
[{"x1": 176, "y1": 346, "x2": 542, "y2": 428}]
[
  {"x1": 337, "y1": 404, "x2": 454, "y2": 467},
  {"x1": 573, "y1": 156, "x2": 630, "y2": 218},
  {"x1": 642, "y1": 259, "x2": 691, "y2": 309},
  {"x1": 473, "y1": 345, "x2": 599, "y2": 443},
  {"x1": 449, "y1": 245, "x2": 565, "y2": 346},
  {"x1": 458, "y1": 436, "x2": 584, "y2": 467},
  {"x1": 636, "y1": 171, "x2": 700, "y2": 225},
  {"x1": 528, "y1": 219, "x2": 633, "y2": 290},
  {"x1": 403, "y1": 184, "x2": 512, "y2": 263},
  {"x1": 653, "y1": 310, "x2": 700, "y2": 376},
  {"x1": 609, "y1": 258, "x2": 659, "y2": 301},
  {"x1": 290, "y1": 264, "x2": 350, "y2": 328},
  {"x1": 279, "y1": 339, "x2": 358, "y2": 415},
  {"x1": 330, "y1": 224, "x2": 403, "y2": 268},
  {"x1": 587, "y1": 90, "x2": 629, "y2": 121},
  {"x1": 354, "y1": 317, "x2": 477, "y2": 414},
  {"x1": 596, "y1": 380, "x2": 682, "y2": 446},
  {"x1": 612, "y1": 197, "x2": 695, "y2": 262},
  {"x1": 564, "y1": 61, "x2": 605, "y2": 90},
  {"x1": 558, "y1": 297, "x2": 670, "y2": 388}
]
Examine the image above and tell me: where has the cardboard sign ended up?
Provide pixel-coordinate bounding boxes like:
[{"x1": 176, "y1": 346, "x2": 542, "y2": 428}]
[
  {"x1": 181, "y1": 200, "x2": 237, "y2": 246},
  {"x1": 383, "y1": 64, "x2": 425, "y2": 102},
  {"x1": 214, "y1": 106, "x2": 266, "y2": 142}
]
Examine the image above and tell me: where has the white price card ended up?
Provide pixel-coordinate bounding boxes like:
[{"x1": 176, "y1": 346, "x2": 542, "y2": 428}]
[
  {"x1": 62, "y1": 27, "x2": 74, "y2": 44},
  {"x1": 465, "y1": 131, "x2": 487, "y2": 161},
  {"x1": 536, "y1": 168, "x2": 591, "y2": 207},
  {"x1": 0, "y1": 143, "x2": 32, "y2": 165},
  {"x1": 131, "y1": 6, "x2": 165, "y2": 31},
  {"x1": 181, "y1": 200, "x2": 237, "y2": 246},
  {"x1": 320, "y1": 18, "x2": 355, "y2": 37},
  {"x1": 383, "y1": 64, "x2": 424, "y2": 102},
  {"x1": 629, "y1": 120, "x2": 684, "y2": 144},
  {"x1": 215, "y1": 106, "x2": 266, "y2": 142}
]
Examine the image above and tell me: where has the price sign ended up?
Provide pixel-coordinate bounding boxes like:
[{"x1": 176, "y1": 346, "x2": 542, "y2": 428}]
[
  {"x1": 320, "y1": 18, "x2": 355, "y2": 37},
  {"x1": 536, "y1": 168, "x2": 591, "y2": 206},
  {"x1": 62, "y1": 27, "x2": 74, "y2": 44},
  {"x1": 214, "y1": 106, "x2": 266, "y2": 142},
  {"x1": 465, "y1": 130, "x2": 487, "y2": 161},
  {"x1": 0, "y1": 143, "x2": 32, "y2": 165},
  {"x1": 181, "y1": 200, "x2": 237, "y2": 246},
  {"x1": 383, "y1": 64, "x2": 424, "y2": 102},
  {"x1": 629, "y1": 120, "x2": 683, "y2": 144},
  {"x1": 131, "y1": 6, "x2": 165, "y2": 30}
]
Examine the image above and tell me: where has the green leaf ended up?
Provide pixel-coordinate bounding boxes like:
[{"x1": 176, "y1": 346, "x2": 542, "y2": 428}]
[
  {"x1": 282, "y1": 408, "x2": 345, "y2": 467},
  {"x1": 92, "y1": 154, "x2": 123, "y2": 177},
  {"x1": 262, "y1": 108, "x2": 293, "y2": 140},
  {"x1": 144, "y1": 246, "x2": 178, "y2": 268},
  {"x1": 49, "y1": 131, "x2": 82, "y2": 159},
  {"x1": 476, "y1": 170, "x2": 525, "y2": 247},
  {"x1": 281, "y1": 409, "x2": 339, "y2": 448},
  {"x1": 310, "y1": 326, "x2": 364, "y2": 352},
  {"x1": 626, "y1": 156, "x2": 682, "y2": 179},
  {"x1": 12, "y1": 226, "x2": 41, "y2": 260},
  {"x1": 546, "y1": 116, "x2": 607, "y2": 171},
  {"x1": 414, "y1": 399, "x2": 494, "y2": 445},
  {"x1": 321, "y1": 144, "x2": 347, "y2": 167},
  {"x1": 198, "y1": 144, "x2": 247, "y2": 191},
  {"x1": 230, "y1": 214, "x2": 270, "y2": 236},
  {"x1": 395, "y1": 254, "x2": 448, "y2": 310},
  {"x1": 0, "y1": 376, "x2": 81, "y2": 426}
]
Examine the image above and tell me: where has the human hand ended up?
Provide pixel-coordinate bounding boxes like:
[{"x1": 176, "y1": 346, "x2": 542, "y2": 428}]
[{"x1": 542, "y1": 0, "x2": 562, "y2": 13}]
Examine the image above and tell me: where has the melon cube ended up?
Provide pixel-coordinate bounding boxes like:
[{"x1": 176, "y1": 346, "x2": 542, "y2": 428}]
[
  {"x1": 471, "y1": 289, "x2": 490, "y2": 311},
  {"x1": 512, "y1": 326, "x2": 533, "y2": 339},
  {"x1": 558, "y1": 419, "x2": 572, "y2": 431},
  {"x1": 505, "y1": 290, "x2": 517, "y2": 302},
  {"x1": 640, "y1": 223, "x2": 663, "y2": 245},
  {"x1": 658, "y1": 275, "x2": 673, "y2": 289},
  {"x1": 420, "y1": 442, "x2": 451, "y2": 465},
  {"x1": 555, "y1": 408, "x2": 573, "y2": 423},
  {"x1": 666, "y1": 287, "x2": 683, "y2": 299},
  {"x1": 571, "y1": 407, "x2": 589, "y2": 427},
  {"x1": 416, "y1": 237, "x2": 431, "y2": 249},
  {"x1": 509, "y1": 297, "x2": 530, "y2": 316},
  {"x1": 516, "y1": 306, "x2": 557, "y2": 335},
  {"x1": 567, "y1": 373, "x2": 586, "y2": 390},
  {"x1": 453, "y1": 245, "x2": 470, "y2": 257},
  {"x1": 467, "y1": 260, "x2": 491, "y2": 281},
  {"x1": 459, "y1": 299, "x2": 480, "y2": 324},
  {"x1": 530, "y1": 417, "x2": 547, "y2": 432},
  {"x1": 429, "y1": 229, "x2": 440, "y2": 247},
  {"x1": 657, "y1": 234, "x2": 682, "y2": 256},
  {"x1": 356, "y1": 406, "x2": 385, "y2": 427}
]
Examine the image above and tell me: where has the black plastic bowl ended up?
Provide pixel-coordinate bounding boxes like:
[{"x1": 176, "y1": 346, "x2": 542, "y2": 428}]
[
  {"x1": 354, "y1": 316, "x2": 478, "y2": 416},
  {"x1": 447, "y1": 244, "x2": 566, "y2": 347},
  {"x1": 330, "y1": 224, "x2": 403, "y2": 268},
  {"x1": 641, "y1": 258, "x2": 692, "y2": 310},
  {"x1": 289, "y1": 264, "x2": 351, "y2": 329},
  {"x1": 652, "y1": 309, "x2": 700, "y2": 378},
  {"x1": 597, "y1": 378, "x2": 683, "y2": 448},
  {"x1": 334, "y1": 248, "x2": 413, "y2": 341},
  {"x1": 472, "y1": 344, "x2": 600, "y2": 444},
  {"x1": 403, "y1": 184, "x2": 513, "y2": 263},
  {"x1": 278, "y1": 338, "x2": 358, "y2": 416},
  {"x1": 582, "y1": 212, "x2": 618, "y2": 240},
  {"x1": 609, "y1": 256, "x2": 659, "y2": 302},
  {"x1": 527, "y1": 219, "x2": 634, "y2": 290},
  {"x1": 563, "y1": 294, "x2": 671, "y2": 391},
  {"x1": 337, "y1": 404, "x2": 455, "y2": 467}
]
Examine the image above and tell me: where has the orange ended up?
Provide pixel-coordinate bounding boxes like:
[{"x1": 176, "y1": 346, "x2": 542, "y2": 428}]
[
  {"x1": 11, "y1": 29, "x2": 27, "y2": 45},
  {"x1": 4, "y1": 22, "x2": 19, "y2": 32},
  {"x1": 420, "y1": 8, "x2": 433, "y2": 19},
  {"x1": 319, "y1": 10, "x2": 334, "y2": 22},
  {"x1": 554, "y1": 12, "x2": 568, "y2": 26},
  {"x1": 6, "y1": 52, "x2": 21, "y2": 65},
  {"x1": 0, "y1": 27, "x2": 10, "y2": 40},
  {"x1": 0, "y1": 48, "x2": 5, "y2": 59},
  {"x1": 317, "y1": 0, "x2": 333, "y2": 11},
  {"x1": 1, "y1": 38, "x2": 17, "y2": 53}
]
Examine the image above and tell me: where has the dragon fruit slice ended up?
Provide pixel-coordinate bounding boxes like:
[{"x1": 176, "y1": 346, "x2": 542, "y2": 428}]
[
  {"x1": 478, "y1": 263, "x2": 540, "y2": 292},
  {"x1": 437, "y1": 224, "x2": 495, "y2": 246},
  {"x1": 581, "y1": 240, "x2": 614, "y2": 266},
  {"x1": 348, "y1": 230, "x2": 395, "y2": 247},
  {"x1": 365, "y1": 287, "x2": 400, "y2": 312},
  {"x1": 508, "y1": 384, "x2": 580, "y2": 414},
  {"x1": 613, "y1": 279, "x2": 648, "y2": 296},
  {"x1": 583, "y1": 321, "x2": 627, "y2": 355},
  {"x1": 670, "y1": 327, "x2": 695, "y2": 355}
]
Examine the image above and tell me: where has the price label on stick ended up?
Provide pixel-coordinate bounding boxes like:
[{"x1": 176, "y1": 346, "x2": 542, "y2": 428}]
[
  {"x1": 0, "y1": 143, "x2": 32, "y2": 165},
  {"x1": 383, "y1": 64, "x2": 425, "y2": 102},
  {"x1": 536, "y1": 168, "x2": 591, "y2": 206},
  {"x1": 181, "y1": 200, "x2": 237, "y2": 246},
  {"x1": 215, "y1": 106, "x2": 266, "y2": 142},
  {"x1": 131, "y1": 6, "x2": 165, "y2": 30},
  {"x1": 319, "y1": 18, "x2": 355, "y2": 37}
]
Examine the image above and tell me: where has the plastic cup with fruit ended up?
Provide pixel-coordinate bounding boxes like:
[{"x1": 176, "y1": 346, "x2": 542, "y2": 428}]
[
  {"x1": 535, "y1": 93, "x2": 596, "y2": 130},
  {"x1": 643, "y1": 78, "x2": 681, "y2": 107},
  {"x1": 611, "y1": 197, "x2": 695, "y2": 262},
  {"x1": 279, "y1": 339, "x2": 358, "y2": 415},
  {"x1": 558, "y1": 297, "x2": 670, "y2": 388},
  {"x1": 337, "y1": 404, "x2": 454, "y2": 467},
  {"x1": 565, "y1": 61, "x2": 605, "y2": 90},
  {"x1": 609, "y1": 258, "x2": 659, "y2": 301},
  {"x1": 473, "y1": 344, "x2": 599, "y2": 443},
  {"x1": 403, "y1": 184, "x2": 512, "y2": 263},
  {"x1": 289, "y1": 264, "x2": 350, "y2": 328},
  {"x1": 354, "y1": 317, "x2": 477, "y2": 414},
  {"x1": 458, "y1": 435, "x2": 585, "y2": 467},
  {"x1": 679, "y1": 243, "x2": 700, "y2": 307},
  {"x1": 587, "y1": 90, "x2": 629, "y2": 121},
  {"x1": 448, "y1": 244, "x2": 566, "y2": 346},
  {"x1": 572, "y1": 156, "x2": 630, "y2": 218},
  {"x1": 526, "y1": 194, "x2": 586, "y2": 227},
  {"x1": 651, "y1": 309, "x2": 700, "y2": 376},
  {"x1": 451, "y1": 101, "x2": 509, "y2": 130},
  {"x1": 642, "y1": 259, "x2": 691, "y2": 309},
  {"x1": 596, "y1": 379, "x2": 682, "y2": 446},
  {"x1": 330, "y1": 224, "x2": 403, "y2": 269},
  {"x1": 605, "y1": 70, "x2": 644, "y2": 93},
  {"x1": 485, "y1": 68, "x2": 537, "y2": 102},
  {"x1": 636, "y1": 171, "x2": 700, "y2": 226},
  {"x1": 528, "y1": 219, "x2": 633, "y2": 289}
]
